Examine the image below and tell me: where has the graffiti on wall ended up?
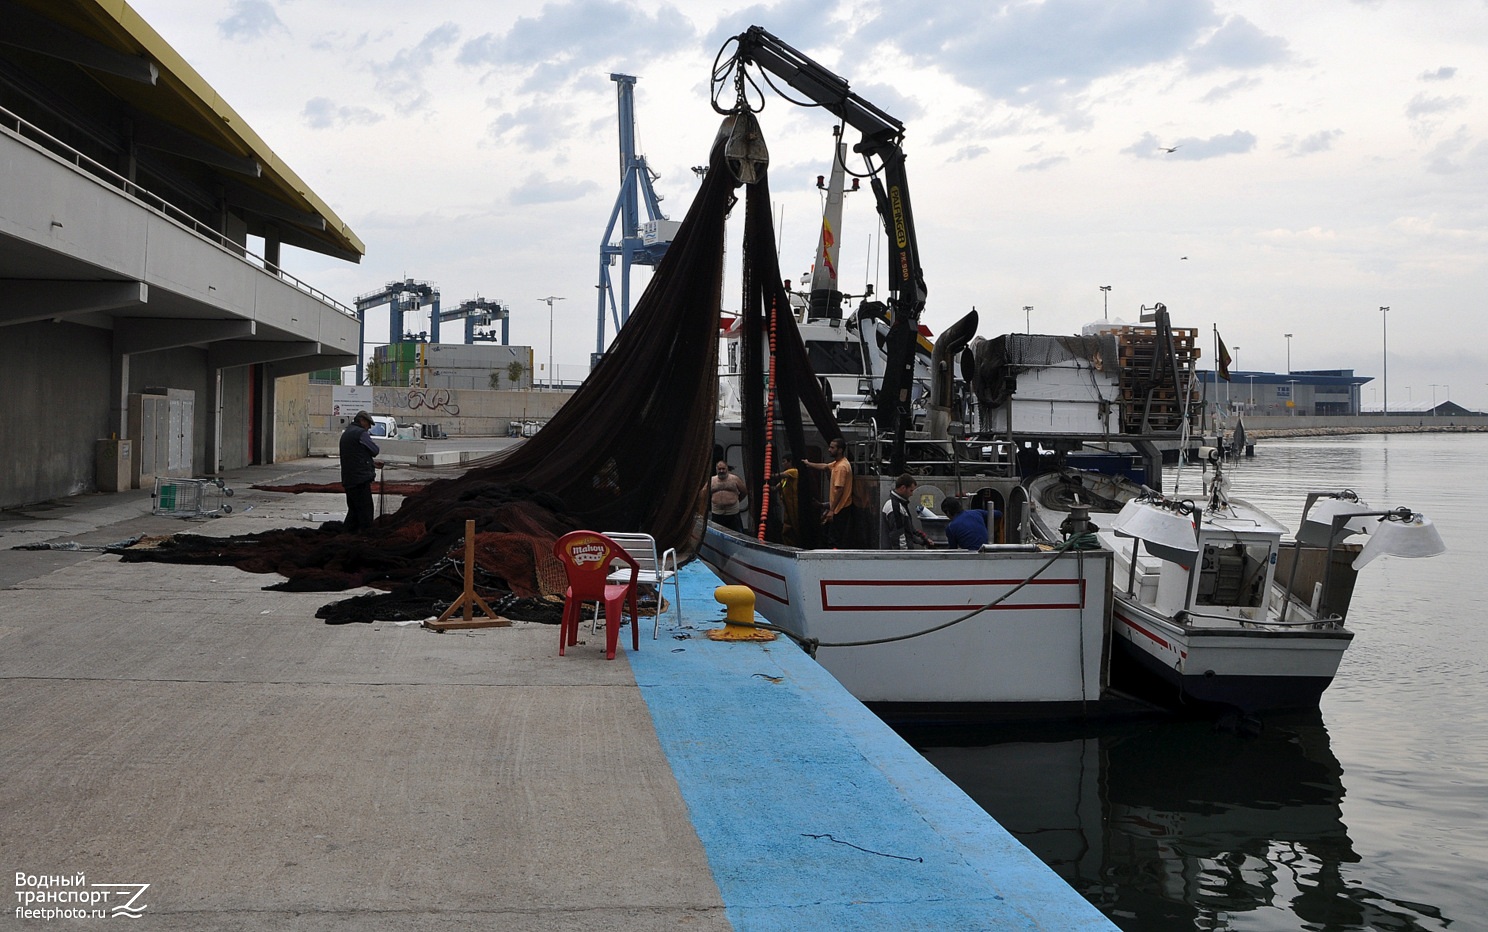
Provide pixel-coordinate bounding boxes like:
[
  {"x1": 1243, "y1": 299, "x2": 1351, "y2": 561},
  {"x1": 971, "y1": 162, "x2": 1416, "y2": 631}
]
[{"x1": 372, "y1": 388, "x2": 462, "y2": 417}]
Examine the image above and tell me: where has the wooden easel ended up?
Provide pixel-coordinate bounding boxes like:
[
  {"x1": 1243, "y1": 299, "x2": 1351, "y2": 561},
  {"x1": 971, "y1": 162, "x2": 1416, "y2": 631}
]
[{"x1": 423, "y1": 519, "x2": 511, "y2": 632}]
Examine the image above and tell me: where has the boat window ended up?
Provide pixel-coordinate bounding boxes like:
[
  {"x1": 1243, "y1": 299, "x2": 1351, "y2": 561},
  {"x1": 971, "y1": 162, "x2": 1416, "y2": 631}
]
[
  {"x1": 1194, "y1": 542, "x2": 1270, "y2": 608},
  {"x1": 804, "y1": 340, "x2": 864, "y2": 375}
]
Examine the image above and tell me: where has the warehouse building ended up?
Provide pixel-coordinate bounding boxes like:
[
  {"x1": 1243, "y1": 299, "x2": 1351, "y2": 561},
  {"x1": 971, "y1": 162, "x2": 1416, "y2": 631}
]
[
  {"x1": 1198, "y1": 369, "x2": 1370, "y2": 417},
  {"x1": 1, "y1": 0, "x2": 363, "y2": 508}
]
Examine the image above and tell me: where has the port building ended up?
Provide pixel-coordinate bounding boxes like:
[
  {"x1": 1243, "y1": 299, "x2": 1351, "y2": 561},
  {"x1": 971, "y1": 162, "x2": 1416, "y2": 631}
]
[{"x1": 1, "y1": 0, "x2": 364, "y2": 508}]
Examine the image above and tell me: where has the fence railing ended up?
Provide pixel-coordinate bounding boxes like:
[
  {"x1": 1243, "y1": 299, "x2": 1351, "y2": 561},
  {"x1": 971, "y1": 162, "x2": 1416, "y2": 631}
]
[{"x1": 0, "y1": 103, "x2": 358, "y2": 319}]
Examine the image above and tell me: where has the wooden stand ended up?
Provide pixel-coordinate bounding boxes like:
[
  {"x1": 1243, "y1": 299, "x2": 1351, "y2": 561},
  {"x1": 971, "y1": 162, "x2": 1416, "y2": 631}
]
[{"x1": 423, "y1": 519, "x2": 511, "y2": 632}]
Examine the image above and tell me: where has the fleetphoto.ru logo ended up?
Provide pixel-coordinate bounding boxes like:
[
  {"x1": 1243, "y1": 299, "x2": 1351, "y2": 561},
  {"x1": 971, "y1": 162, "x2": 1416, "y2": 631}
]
[{"x1": 14, "y1": 873, "x2": 149, "y2": 921}]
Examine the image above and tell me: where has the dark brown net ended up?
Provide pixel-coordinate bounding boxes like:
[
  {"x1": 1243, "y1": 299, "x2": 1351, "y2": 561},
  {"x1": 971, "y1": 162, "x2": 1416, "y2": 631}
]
[
  {"x1": 118, "y1": 135, "x2": 738, "y2": 623},
  {"x1": 736, "y1": 167, "x2": 853, "y2": 549}
]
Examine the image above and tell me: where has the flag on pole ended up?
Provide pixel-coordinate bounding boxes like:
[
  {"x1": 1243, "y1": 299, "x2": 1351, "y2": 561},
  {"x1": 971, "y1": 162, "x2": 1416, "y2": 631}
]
[{"x1": 1216, "y1": 331, "x2": 1233, "y2": 381}]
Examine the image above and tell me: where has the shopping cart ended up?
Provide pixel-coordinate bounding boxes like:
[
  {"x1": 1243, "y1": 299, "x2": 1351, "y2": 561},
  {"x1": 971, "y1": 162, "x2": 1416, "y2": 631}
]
[{"x1": 152, "y1": 477, "x2": 234, "y2": 517}]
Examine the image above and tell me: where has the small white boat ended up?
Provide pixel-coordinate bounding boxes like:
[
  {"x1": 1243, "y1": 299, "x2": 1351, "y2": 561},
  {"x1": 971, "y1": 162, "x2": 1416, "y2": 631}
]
[{"x1": 1026, "y1": 453, "x2": 1446, "y2": 713}]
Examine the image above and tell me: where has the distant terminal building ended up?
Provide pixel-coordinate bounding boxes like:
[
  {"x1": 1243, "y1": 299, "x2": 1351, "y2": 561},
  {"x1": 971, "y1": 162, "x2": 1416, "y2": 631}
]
[
  {"x1": 1360, "y1": 400, "x2": 1477, "y2": 418},
  {"x1": 369, "y1": 343, "x2": 536, "y2": 390},
  {"x1": 1198, "y1": 370, "x2": 1370, "y2": 417}
]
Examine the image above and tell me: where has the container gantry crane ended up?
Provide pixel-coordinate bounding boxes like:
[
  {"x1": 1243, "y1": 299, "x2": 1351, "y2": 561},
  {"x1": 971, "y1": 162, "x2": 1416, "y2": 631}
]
[
  {"x1": 594, "y1": 73, "x2": 675, "y2": 358},
  {"x1": 352, "y1": 279, "x2": 440, "y2": 383},
  {"x1": 440, "y1": 298, "x2": 511, "y2": 344}
]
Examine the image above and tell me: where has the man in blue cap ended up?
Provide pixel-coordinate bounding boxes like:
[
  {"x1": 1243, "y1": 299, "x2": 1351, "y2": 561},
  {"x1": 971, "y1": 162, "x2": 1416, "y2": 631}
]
[{"x1": 339, "y1": 411, "x2": 384, "y2": 533}]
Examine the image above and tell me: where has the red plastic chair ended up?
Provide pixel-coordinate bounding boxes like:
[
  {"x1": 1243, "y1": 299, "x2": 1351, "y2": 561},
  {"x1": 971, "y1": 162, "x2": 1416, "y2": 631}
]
[{"x1": 552, "y1": 531, "x2": 640, "y2": 660}]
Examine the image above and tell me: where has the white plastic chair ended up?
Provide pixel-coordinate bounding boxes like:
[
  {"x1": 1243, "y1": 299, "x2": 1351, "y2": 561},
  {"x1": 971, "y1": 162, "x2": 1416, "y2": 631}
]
[{"x1": 601, "y1": 532, "x2": 681, "y2": 638}]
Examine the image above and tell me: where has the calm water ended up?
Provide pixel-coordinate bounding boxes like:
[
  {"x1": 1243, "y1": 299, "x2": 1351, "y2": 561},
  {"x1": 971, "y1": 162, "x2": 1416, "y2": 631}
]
[{"x1": 919, "y1": 433, "x2": 1488, "y2": 931}]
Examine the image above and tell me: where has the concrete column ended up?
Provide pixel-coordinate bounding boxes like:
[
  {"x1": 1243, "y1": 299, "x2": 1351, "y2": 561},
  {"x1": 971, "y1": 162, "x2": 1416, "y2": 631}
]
[
  {"x1": 210, "y1": 369, "x2": 223, "y2": 476},
  {"x1": 258, "y1": 364, "x2": 275, "y2": 465},
  {"x1": 110, "y1": 339, "x2": 131, "y2": 439},
  {"x1": 263, "y1": 224, "x2": 282, "y2": 275}
]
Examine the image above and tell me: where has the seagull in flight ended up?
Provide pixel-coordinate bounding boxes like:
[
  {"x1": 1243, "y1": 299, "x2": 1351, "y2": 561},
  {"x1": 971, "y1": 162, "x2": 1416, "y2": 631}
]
[
  {"x1": 1159, "y1": 145, "x2": 1181, "y2": 154},
  {"x1": 1180, "y1": 256, "x2": 1189, "y2": 260}
]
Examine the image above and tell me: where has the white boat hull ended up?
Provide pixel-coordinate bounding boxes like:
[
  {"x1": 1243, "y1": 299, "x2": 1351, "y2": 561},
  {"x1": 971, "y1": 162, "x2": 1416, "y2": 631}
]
[
  {"x1": 701, "y1": 526, "x2": 1117, "y2": 721},
  {"x1": 1112, "y1": 598, "x2": 1353, "y2": 712}
]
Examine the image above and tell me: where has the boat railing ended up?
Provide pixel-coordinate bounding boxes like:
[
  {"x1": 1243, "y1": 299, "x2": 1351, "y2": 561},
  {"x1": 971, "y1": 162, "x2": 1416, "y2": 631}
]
[
  {"x1": 899, "y1": 436, "x2": 1016, "y2": 476},
  {"x1": 1176, "y1": 608, "x2": 1344, "y2": 629}
]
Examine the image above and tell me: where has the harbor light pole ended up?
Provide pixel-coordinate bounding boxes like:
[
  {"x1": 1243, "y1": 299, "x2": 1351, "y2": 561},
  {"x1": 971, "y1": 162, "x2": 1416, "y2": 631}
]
[
  {"x1": 1429, "y1": 383, "x2": 1439, "y2": 414},
  {"x1": 1023, "y1": 306, "x2": 1033, "y2": 333},
  {"x1": 1231, "y1": 346, "x2": 1240, "y2": 410},
  {"x1": 1380, "y1": 306, "x2": 1389, "y2": 415},
  {"x1": 1287, "y1": 378, "x2": 1299, "y2": 416},
  {"x1": 1284, "y1": 333, "x2": 1293, "y2": 373},
  {"x1": 1099, "y1": 285, "x2": 1111, "y2": 320},
  {"x1": 539, "y1": 295, "x2": 565, "y2": 390},
  {"x1": 1246, "y1": 375, "x2": 1256, "y2": 410}
]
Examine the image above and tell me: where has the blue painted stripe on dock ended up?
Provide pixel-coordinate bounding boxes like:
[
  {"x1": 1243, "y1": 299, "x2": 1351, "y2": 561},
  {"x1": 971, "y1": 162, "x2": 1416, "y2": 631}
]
[{"x1": 629, "y1": 564, "x2": 1115, "y2": 930}]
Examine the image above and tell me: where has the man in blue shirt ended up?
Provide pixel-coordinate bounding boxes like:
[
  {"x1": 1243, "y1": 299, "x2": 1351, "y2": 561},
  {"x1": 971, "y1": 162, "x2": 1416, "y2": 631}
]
[
  {"x1": 942, "y1": 497, "x2": 992, "y2": 551},
  {"x1": 339, "y1": 410, "x2": 384, "y2": 533}
]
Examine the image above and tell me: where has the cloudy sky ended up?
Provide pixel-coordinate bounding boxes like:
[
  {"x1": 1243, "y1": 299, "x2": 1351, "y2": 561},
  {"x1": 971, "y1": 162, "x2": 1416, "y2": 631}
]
[{"x1": 130, "y1": 0, "x2": 1487, "y2": 409}]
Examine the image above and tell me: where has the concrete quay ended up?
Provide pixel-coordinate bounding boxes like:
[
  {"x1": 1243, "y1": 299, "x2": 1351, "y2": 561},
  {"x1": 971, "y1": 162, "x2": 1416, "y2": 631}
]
[{"x1": 0, "y1": 457, "x2": 1111, "y2": 930}]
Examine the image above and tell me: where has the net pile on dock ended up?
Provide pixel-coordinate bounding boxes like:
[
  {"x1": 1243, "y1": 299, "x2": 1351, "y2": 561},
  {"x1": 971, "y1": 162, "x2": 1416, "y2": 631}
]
[{"x1": 119, "y1": 136, "x2": 738, "y2": 623}]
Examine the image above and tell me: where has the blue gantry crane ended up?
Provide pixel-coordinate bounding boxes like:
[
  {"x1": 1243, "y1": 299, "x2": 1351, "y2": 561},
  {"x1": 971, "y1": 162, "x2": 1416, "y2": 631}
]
[
  {"x1": 353, "y1": 279, "x2": 440, "y2": 384},
  {"x1": 594, "y1": 73, "x2": 675, "y2": 357},
  {"x1": 441, "y1": 297, "x2": 510, "y2": 344}
]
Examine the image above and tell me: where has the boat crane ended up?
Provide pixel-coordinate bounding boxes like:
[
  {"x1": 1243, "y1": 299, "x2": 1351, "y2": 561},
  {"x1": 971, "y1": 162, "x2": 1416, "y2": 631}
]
[
  {"x1": 717, "y1": 26, "x2": 930, "y2": 471},
  {"x1": 594, "y1": 73, "x2": 675, "y2": 359}
]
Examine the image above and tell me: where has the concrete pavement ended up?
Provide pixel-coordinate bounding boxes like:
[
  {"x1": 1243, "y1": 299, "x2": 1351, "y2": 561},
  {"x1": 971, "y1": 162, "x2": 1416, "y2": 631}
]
[{"x1": 2, "y1": 458, "x2": 728, "y2": 930}]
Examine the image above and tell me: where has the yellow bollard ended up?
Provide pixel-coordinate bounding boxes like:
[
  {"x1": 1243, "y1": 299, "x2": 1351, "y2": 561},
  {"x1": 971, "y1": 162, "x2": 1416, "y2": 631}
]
[{"x1": 708, "y1": 585, "x2": 778, "y2": 641}]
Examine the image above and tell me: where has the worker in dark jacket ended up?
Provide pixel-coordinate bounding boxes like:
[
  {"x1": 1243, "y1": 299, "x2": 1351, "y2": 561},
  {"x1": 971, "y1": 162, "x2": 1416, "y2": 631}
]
[{"x1": 339, "y1": 410, "x2": 383, "y2": 533}]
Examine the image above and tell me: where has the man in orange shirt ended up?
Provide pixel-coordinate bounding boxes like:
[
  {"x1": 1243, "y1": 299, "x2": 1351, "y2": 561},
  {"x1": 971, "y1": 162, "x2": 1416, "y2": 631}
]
[{"x1": 803, "y1": 438, "x2": 854, "y2": 548}]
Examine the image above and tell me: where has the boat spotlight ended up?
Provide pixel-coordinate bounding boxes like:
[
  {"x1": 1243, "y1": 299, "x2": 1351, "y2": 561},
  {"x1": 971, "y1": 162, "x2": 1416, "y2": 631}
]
[
  {"x1": 1297, "y1": 490, "x2": 1376, "y2": 547},
  {"x1": 1353, "y1": 508, "x2": 1447, "y2": 569}
]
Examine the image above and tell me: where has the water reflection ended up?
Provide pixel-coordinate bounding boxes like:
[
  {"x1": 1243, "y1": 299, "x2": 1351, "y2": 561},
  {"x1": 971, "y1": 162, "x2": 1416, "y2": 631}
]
[{"x1": 916, "y1": 714, "x2": 1450, "y2": 931}]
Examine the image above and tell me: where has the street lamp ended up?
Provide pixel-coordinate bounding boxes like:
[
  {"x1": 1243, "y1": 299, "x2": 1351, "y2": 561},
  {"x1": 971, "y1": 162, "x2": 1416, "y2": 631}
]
[
  {"x1": 1099, "y1": 285, "x2": 1111, "y2": 320},
  {"x1": 1246, "y1": 374, "x2": 1256, "y2": 409},
  {"x1": 1380, "y1": 307, "x2": 1389, "y2": 415},
  {"x1": 1429, "y1": 383, "x2": 1439, "y2": 414},
  {"x1": 538, "y1": 295, "x2": 565, "y2": 390},
  {"x1": 1287, "y1": 378, "x2": 1299, "y2": 416},
  {"x1": 1023, "y1": 305, "x2": 1033, "y2": 333},
  {"x1": 1284, "y1": 333, "x2": 1293, "y2": 373}
]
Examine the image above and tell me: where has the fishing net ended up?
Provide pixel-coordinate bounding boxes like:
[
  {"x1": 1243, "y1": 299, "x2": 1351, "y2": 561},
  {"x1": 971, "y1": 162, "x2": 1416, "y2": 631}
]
[
  {"x1": 735, "y1": 165, "x2": 864, "y2": 549},
  {"x1": 119, "y1": 133, "x2": 738, "y2": 622}
]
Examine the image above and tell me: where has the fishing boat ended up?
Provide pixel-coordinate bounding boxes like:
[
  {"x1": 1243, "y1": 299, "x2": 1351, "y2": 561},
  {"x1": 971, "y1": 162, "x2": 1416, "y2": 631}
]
[
  {"x1": 704, "y1": 130, "x2": 1130, "y2": 722},
  {"x1": 700, "y1": 31, "x2": 1206, "y2": 723},
  {"x1": 1025, "y1": 453, "x2": 1446, "y2": 713}
]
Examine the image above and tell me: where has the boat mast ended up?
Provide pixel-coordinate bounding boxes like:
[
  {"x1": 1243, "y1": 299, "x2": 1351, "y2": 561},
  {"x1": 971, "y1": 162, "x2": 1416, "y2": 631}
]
[{"x1": 807, "y1": 126, "x2": 850, "y2": 321}]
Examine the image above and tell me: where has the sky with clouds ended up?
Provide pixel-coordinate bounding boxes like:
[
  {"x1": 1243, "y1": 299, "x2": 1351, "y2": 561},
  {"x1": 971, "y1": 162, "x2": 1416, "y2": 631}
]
[{"x1": 129, "y1": 0, "x2": 1487, "y2": 409}]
